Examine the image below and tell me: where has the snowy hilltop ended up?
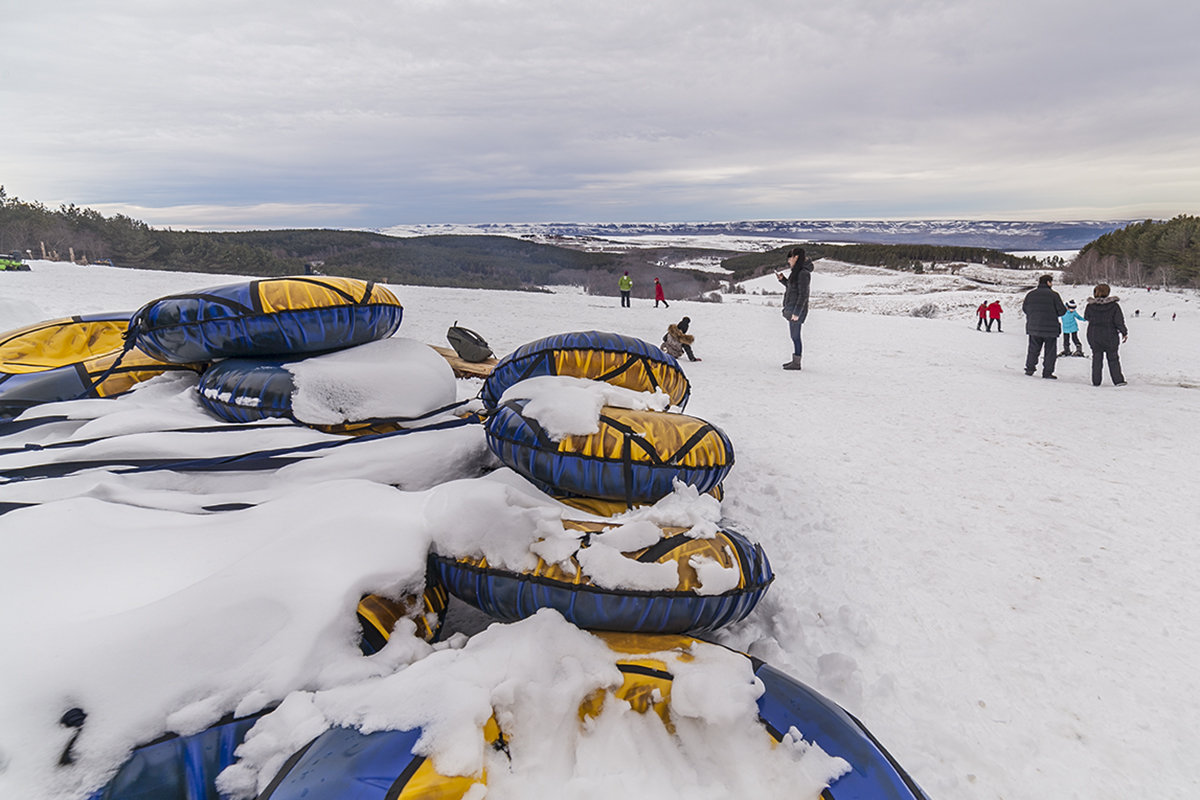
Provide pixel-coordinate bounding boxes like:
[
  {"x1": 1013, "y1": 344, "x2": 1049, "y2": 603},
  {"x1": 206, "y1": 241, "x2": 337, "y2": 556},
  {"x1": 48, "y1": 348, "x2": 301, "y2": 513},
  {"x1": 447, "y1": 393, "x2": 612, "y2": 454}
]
[{"x1": 0, "y1": 257, "x2": 1197, "y2": 800}]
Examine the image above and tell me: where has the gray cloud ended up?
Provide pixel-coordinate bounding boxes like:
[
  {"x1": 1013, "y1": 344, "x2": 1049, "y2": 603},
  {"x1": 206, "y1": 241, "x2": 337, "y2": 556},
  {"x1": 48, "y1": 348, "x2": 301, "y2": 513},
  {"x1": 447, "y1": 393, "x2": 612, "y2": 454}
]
[{"x1": 6, "y1": 0, "x2": 1199, "y2": 228}]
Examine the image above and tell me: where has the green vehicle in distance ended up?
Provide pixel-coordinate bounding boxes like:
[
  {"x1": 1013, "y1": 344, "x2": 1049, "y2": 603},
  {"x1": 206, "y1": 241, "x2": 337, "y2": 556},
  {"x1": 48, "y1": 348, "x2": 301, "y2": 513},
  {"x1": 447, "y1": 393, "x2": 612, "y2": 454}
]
[{"x1": 0, "y1": 253, "x2": 30, "y2": 271}]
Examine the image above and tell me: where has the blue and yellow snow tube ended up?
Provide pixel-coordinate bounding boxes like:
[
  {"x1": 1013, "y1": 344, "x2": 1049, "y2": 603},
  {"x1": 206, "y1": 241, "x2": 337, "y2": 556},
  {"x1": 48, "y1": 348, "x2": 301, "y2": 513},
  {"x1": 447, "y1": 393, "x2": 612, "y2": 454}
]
[
  {"x1": 431, "y1": 519, "x2": 772, "y2": 634},
  {"x1": 485, "y1": 399, "x2": 733, "y2": 506},
  {"x1": 253, "y1": 634, "x2": 931, "y2": 800},
  {"x1": 357, "y1": 578, "x2": 450, "y2": 653},
  {"x1": 129, "y1": 276, "x2": 403, "y2": 364},
  {"x1": 1, "y1": 313, "x2": 202, "y2": 419},
  {"x1": 480, "y1": 331, "x2": 691, "y2": 409}
]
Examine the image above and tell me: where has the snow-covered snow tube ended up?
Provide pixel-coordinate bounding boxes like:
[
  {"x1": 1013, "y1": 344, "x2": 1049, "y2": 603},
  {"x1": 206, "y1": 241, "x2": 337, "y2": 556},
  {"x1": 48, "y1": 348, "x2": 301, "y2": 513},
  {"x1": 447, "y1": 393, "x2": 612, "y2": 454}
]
[
  {"x1": 252, "y1": 634, "x2": 931, "y2": 800},
  {"x1": 195, "y1": 339, "x2": 457, "y2": 426},
  {"x1": 0, "y1": 313, "x2": 201, "y2": 419},
  {"x1": 357, "y1": 578, "x2": 450, "y2": 653},
  {"x1": 485, "y1": 399, "x2": 733, "y2": 506},
  {"x1": 430, "y1": 519, "x2": 772, "y2": 634},
  {"x1": 129, "y1": 276, "x2": 403, "y2": 364},
  {"x1": 480, "y1": 330, "x2": 691, "y2": 410}
]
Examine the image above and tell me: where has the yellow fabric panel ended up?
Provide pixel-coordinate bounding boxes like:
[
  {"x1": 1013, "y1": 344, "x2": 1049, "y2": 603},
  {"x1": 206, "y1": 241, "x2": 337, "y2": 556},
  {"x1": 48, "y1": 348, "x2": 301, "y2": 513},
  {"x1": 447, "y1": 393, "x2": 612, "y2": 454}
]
[
  {"x1": 256, "y1": 277, "x2": 401, "y2": 314},
  {"x1": 552, "y1": 348, "x2": 689, "y2": 406},
  {"x1": 358, "y1": 583, "x2": 448, "y2": 644},
  {"x1": 579, "y1": 655, "x2": 675, "y2": 729},
  {"x1": 393, "y1": 718, "x2": 500, "y2": 799},
  {"x1": 0, "y1": 317, "x2": 127, "y2": 374},
  {"x1": 594, "y1": 632, "x2": 699, "y2": 658},
  {"x1": 556, "y1": 408, "x2": 729, "y2": 469},
  {"x1": 82, "y1": 347, "x2": 201, "y2": 398},
  {"x1": 557, "y1": 485, "x2": 723, "y2": 518},
  {"x1": 451, "y1": 521, "x2": 743, "y2": 592}
]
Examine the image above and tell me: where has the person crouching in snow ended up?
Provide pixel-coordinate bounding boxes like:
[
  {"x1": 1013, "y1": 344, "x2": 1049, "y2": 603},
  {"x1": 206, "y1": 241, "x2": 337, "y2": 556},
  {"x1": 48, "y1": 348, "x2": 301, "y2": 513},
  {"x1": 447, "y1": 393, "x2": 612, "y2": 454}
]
[
  {"x1": 654, "y1": 277, "x2": 669, "y2": 308},
  {"x1": 1059, "y1": 300, "x2": 1086, "y2": 356},
  {"x1": 662, "y1": 316, "x2": 700, "y2": 361}
]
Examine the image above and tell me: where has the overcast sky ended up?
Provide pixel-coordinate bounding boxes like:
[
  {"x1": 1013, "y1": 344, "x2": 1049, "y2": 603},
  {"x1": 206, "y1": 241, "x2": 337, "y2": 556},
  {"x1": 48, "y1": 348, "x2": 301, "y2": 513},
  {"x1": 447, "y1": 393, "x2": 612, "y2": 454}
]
[{"x1": 4, "y1": 0, "x2": 1199, "y2": 230}]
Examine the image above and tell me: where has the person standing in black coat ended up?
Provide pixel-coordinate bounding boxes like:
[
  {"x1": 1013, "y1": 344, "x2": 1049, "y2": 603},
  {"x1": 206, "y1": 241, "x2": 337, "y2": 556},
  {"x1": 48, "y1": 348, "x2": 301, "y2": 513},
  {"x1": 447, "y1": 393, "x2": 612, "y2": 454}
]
[
  {"x1": 1022, "y1": 274, "x2": 1067, "y2": 378},
  {"x1": 1084, "y1": 283, "x2": 1128, "y2": 386},
  {"x1": 775, "y1": 247, "x2": 812, "y2": 370}
]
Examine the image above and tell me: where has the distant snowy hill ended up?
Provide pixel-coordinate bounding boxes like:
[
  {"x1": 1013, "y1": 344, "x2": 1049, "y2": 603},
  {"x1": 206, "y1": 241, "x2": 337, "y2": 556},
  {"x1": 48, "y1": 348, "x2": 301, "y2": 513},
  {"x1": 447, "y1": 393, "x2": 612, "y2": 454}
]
[{"x1": 378, "y1": 219, "x2": 1131, "y2": 251}]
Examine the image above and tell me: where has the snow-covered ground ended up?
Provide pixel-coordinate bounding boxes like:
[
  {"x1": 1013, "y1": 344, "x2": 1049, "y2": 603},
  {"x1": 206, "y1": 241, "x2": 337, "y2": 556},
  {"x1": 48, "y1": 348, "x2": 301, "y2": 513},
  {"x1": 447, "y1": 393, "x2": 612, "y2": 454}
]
[{"x1": 1, "y1": 259, "x2": 1198, "y2": 800}]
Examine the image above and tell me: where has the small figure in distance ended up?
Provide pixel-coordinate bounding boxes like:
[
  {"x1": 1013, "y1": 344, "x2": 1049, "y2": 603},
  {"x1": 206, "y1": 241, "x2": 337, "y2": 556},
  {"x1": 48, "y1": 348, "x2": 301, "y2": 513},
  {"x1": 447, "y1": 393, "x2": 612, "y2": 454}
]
[
  {"x1": 1059, "y1": 300, "x2": 1086, "y2": 357},
  {"x1": 987, "y1": 299, "x2": 1003, "y2": 332},
  {"x1": 662, "y1": 316, "x2": 701, "y2": 361},
  {"x1": 1084, "y1": 283, "x2": 1128, "y2": 386},
  {"x1": 654, "y1": 277, "x2": 669, "y2": 308},
  {"x1": 618, "y1": 271, "x2": 633, "y2": 308}
]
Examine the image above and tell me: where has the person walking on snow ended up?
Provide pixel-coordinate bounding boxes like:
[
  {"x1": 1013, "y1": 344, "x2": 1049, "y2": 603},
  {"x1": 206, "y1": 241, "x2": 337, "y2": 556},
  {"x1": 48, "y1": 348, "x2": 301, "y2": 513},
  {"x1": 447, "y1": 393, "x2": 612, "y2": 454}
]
[
  {"x1": 618, "y1": 271, "x2": 633, "y2": 308},
  {"x1": 976, "y1": 301, "x2": 988, "y2": 331},
  {"x1": 1022, "y1": 274, "x2": 1067, "y2": 379},
  {"x1": 776, "y1": 247, "x2": 812, "y2": 371},
  {"x1": 1084, "y1": 283, "x2": 1128, "y2": 386},
  {"x1": 654, "y1": 277, "x2": 669, "y2": 308},
  {"x1": 662, "y1": 316, "x2": 700, "y2": 361},
  {"x1": 987, "y1": 299, "x2": 1003, "y2": 332},
  {"x1": 1059, "y1": 301, "x2": 1086, "y2": 356}
]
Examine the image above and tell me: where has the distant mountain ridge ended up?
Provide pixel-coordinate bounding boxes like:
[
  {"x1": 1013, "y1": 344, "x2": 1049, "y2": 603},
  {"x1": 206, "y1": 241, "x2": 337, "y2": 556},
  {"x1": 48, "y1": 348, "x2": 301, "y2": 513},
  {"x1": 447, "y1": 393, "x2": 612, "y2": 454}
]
[{"x1": 379, "y1": 219, "x2": 1133, "y2": 251}]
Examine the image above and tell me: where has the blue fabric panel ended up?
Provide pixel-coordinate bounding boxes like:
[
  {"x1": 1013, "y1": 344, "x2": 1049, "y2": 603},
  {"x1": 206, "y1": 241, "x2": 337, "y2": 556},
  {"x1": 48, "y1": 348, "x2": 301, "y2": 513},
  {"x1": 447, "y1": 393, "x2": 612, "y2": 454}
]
[
  {"x1": 754, "y1": 664, "x2": 931, "y2": 800},
  {"x1": 260, "y1": 726, "x2": 426, "y2": 800},
  {"x1": 197, "y1": 359, "x2": 296, "y2": 423},
  {"x1": 87, "y1": 714, "x2": 262, "y2": 800},
  {"x1": 0, "y1": 367, "x2": 89, "y2": 418}
]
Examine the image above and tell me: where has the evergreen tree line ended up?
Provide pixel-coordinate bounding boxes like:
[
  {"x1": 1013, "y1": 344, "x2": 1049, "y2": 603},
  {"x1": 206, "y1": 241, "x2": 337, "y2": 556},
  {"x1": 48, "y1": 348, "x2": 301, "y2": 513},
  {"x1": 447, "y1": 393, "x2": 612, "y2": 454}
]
[{"x1": 1063, "y1": 216, "x2": 1199, "y2": 288}]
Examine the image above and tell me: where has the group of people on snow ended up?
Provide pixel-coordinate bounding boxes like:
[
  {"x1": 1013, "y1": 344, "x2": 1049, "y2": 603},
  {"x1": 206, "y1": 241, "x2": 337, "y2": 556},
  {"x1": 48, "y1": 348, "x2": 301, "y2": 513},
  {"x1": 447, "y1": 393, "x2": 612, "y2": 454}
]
[
  {"x1": 1022, "y1": 274, "x2": 1128, "y2": 386},
  {"x1": 975, "y1": 300, "x2": 1004, "y2": 332},
  {"x1": 617, "y1": 257, "x2": 1131, "y2": 387}
]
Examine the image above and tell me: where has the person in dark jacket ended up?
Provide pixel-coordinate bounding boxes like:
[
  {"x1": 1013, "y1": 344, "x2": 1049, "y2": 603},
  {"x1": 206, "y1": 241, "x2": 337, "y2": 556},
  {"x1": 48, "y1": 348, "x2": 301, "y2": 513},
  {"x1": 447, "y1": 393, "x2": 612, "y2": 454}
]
[
  {"x1": 1022, "y1": 274, "x2": 1067, "y2": 378},
  {"x1": 775, "y1": 247, "x2": 812, "y2": 370},
  {"x1": 1084, "y1": 283, "x2": 1128, "y2": 386}
]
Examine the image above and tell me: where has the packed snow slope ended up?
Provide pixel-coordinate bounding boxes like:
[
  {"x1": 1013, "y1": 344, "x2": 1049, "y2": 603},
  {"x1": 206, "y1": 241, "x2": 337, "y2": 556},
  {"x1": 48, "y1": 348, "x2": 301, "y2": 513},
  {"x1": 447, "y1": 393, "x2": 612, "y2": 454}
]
[{"x1": 1, "y1": 260, "x2": 1198, "y2": 799}]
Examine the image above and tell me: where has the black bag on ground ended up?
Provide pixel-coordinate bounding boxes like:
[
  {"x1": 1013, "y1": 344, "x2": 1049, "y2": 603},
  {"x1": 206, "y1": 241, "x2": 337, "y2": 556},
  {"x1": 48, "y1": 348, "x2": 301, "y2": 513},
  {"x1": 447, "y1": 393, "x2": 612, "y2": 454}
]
[{"x1": 447, "y1": 323, "x2": 494, "y2": 362}]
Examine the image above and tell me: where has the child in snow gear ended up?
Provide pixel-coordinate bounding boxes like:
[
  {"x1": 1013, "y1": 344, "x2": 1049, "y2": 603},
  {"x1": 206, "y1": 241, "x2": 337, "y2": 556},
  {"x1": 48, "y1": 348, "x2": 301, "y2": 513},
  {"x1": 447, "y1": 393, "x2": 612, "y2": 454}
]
[
  {"x1": 654, "y1": 277, "x2": 669, "y2": 308},
  {"x1": 776, "y1": 248, "x2": 811, "y2": 370},
  {"x1": 987, "y1": 300, "x2": 1003, "y2": 332},
  {"x1": 1084, "y1": 284, "x2": 1128, "y2": 386},
  {"x1": 662, "y1": 317, "x2": 700, "y2": 361},
  {"x1": 1059, "y1": 301, "x2": 1086, "y2": 357},
  {"x1": 619, "y1": 272, "x2": 633, "y2": 307},
  {"x1": 1022, "y1": 274, "x2": 1067, "y2": 378}
]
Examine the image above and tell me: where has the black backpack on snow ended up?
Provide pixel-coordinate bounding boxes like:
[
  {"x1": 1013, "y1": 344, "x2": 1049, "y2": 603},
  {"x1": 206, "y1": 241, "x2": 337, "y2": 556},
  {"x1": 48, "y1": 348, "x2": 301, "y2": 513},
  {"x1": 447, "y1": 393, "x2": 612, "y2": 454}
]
[{"x1": 447, "y1": 323, "x2": 494, "y2": 362}]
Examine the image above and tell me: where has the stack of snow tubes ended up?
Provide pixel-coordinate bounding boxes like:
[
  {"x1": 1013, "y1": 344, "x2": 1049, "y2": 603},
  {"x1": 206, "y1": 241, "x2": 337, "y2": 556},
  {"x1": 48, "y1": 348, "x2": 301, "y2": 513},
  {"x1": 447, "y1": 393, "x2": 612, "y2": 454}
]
[{"x1": 429, "y1": 330, "x2": 773, "y2": 636}]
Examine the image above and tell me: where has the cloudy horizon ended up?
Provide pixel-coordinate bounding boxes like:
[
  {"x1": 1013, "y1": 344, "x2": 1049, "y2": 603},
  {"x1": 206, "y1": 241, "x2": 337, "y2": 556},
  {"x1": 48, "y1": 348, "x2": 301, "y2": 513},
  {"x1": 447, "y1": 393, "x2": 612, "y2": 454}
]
[{"x1": 5, "y1": 1, "x2": 1199, "y2": 231}]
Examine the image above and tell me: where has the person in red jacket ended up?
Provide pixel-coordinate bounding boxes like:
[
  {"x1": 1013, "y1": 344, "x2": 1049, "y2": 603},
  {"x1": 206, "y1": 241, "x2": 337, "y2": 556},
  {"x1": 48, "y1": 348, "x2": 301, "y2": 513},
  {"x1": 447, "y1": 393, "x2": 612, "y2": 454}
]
[
  {"x1": 654, "y1": 277, "x2": 669, "y2": 308},
  {"x1": 987, "y1": 300, "x2": 1003, "y2": 332},
  {"x1": 976, "y1": 301, "x2": 988, "y2": 331}
]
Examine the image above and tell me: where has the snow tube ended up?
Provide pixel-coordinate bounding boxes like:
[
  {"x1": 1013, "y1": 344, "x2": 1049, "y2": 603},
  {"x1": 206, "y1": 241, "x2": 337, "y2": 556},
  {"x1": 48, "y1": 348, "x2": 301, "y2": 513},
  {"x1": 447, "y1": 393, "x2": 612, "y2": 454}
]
[
  {"x1": 129, "y1": 276, "x2": 403, "y2": 364},
  {"x1": 195, "y1": 339, "x2": 457, "y2": 426},
  {"x1": 0, "y1": 313, "x2": 201, "y2": 419},
  {"x1": 255, "y1": 634, "x2": 930, "y2": 800},
  {"x1": 431, "y1": 519, "x2": 772, "y2": 634},
  {"x1": 480, "y1": 331, "x2": 690, "y2": 409},
  {"x1": 485, "y1": 399, "x2": 734, "y2": 506}
]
